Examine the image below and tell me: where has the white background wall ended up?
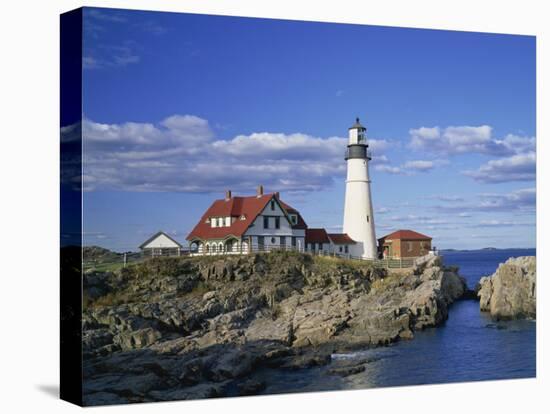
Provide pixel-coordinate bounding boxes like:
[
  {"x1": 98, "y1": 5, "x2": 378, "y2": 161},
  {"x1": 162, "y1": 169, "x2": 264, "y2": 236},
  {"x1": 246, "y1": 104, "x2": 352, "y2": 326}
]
[{"x1": 1, "y1": 1, "x2": 548, "y2": 414}]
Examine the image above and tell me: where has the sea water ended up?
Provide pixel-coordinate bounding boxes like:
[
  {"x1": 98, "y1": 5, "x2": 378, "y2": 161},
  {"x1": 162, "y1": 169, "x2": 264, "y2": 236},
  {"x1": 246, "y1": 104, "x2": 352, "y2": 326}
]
[{"x1": 260, "y1": 248, "x2": 536, "y2": 394}]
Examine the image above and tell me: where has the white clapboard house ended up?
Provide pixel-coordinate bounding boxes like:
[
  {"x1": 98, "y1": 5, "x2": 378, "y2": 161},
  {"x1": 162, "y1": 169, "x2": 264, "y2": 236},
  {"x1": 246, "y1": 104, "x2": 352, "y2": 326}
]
[
  {"x1": 305, "y1": 228, "x2": 356, "y2": 256},
  {"x1": 186, "y1": 186, "x2": 357, "y2": 257},
  {"x1": 186, "y1": 186, "x2": 308, "y2": 255},
  {"x1": 139, "y1": 231, "x2": 183, "y2": 257}
]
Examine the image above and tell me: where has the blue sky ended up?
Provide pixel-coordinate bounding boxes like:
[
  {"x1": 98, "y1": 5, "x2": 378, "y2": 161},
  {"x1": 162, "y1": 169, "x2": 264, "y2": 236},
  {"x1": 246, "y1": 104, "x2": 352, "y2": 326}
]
[{"x1": 77, "y1": 7, "x2": 536, "y2": 251}]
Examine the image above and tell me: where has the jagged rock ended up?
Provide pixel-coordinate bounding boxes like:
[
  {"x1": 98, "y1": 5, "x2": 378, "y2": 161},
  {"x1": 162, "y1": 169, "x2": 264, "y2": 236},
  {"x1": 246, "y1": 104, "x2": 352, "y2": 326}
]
[
  {"x1": 328, "y1": 364, "x2": 366, "y2": 377},
  {"x1": 82, "y1": 251, "x2": 467, "y2": 404},
  {"x1": 477, "y1": 256, "x2": 536, "y2": 320},
  {"x1": 238, "y1": 380, "x2": 266, "y2": 395},
  {"x1": 113, "y1": 328, "x2": 163, "y2": 351}
]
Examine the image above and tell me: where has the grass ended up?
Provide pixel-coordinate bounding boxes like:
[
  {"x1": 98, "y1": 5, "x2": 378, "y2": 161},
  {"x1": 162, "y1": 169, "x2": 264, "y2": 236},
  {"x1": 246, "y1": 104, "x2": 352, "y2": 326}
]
[
  {"x1": 313, "y1": 254, "x2": 376, "y2": 270},
  {"x1": 88, "y1": 291, "x2": 130, "y2": 308},
  {"x1": 84, "y1": 261, "x2": 126, "y2": 273}
]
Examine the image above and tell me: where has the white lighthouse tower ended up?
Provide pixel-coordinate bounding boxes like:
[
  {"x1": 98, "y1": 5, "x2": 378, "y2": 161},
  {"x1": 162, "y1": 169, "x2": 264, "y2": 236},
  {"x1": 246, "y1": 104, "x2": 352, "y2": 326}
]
[{"x1": 343, "y1": 117, "x2": 377, "y2": 259}]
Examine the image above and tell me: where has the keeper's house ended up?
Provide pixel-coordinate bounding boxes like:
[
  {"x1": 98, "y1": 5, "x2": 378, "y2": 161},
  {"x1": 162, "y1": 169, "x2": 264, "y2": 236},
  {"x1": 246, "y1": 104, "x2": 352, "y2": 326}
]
[
  {"x1": 186, "y1": 186, "x2": 307, "y2": 255},
  {"x1": 378, "y1": 229, "x2": 432, "y2": 259},
  {"x1": 305, "y1": 228, "x2": 356, "y2": 256},
  {"x1": 139, "y1": 231, "x2": 183, "y2": 257}
]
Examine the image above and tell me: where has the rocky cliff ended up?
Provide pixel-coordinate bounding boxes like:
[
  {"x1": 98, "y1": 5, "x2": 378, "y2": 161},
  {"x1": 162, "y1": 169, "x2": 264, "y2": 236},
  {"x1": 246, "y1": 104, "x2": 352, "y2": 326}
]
[
  {"x1": 477, "y1": 256, "x2": 536, "y2": 320},
  {"x1": 82, "y1": 251, "x2": 466, "y2": 405}
]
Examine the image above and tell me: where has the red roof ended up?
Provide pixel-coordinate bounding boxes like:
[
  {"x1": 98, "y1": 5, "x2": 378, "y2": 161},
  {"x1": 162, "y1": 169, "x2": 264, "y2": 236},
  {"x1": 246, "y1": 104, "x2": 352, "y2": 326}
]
[
  {"x1": 305, "y1": 228, "x2": 330, "y2": 244},
  {"x1": 327, "y1": 233, "x2": 356, "y2": 244},
  {"x1": 279, "y1": 201, "x2": 308, "y2": 229},
  {"x1": 379, "y1": 229, "x2": 432, "y2": 241},
  {"x1": 186, "y1": 193, "x2": 306, "y2": 241}
]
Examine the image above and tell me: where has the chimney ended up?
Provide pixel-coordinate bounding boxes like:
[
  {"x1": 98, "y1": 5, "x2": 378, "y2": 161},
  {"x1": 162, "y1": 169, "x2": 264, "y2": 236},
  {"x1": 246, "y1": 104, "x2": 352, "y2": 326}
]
[
  {"x1": 256, "y1": 185, "x2": 264, "y2": 197},
  {"x1": 225, "y1": 190, "x2": 232, "y2": 200},
  {"x1": 274, "y1": 192, "x2": 280, "y2": 199}
]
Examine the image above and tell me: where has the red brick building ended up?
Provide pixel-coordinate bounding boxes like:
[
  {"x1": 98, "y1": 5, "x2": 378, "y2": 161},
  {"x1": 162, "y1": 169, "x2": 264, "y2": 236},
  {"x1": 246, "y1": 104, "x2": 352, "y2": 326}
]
[{"x1": 378, "y1": 229, "x2": 432, "y2": 259}]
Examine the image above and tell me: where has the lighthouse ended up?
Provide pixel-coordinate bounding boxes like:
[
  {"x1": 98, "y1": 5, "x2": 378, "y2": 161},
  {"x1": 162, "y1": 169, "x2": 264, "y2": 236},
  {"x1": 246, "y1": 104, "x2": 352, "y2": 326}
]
[{"x1": 342, "y1": 117, "x2": 377, "y2": 259}]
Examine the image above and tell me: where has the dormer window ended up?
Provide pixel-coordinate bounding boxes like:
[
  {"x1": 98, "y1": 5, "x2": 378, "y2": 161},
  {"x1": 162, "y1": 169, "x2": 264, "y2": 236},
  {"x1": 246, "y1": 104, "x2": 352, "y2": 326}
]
[
  {"x1": 290, "y1": 214, "x2": 297, "y2": 224},
  {"x1": 212, "y1": 218, "x2": 217, "y2": 227},
  {"x1": 240, "y1": 214, "x2": 246, "y2": 221}
]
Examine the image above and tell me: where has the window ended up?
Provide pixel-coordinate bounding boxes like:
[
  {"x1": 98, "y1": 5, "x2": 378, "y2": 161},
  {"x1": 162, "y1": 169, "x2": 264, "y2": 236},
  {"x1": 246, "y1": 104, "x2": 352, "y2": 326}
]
[
  {"x1": 290, "y1": 214, "x2": 297, "y2": 224},
  {"x1": 212, "y1": 218, "x2": 217, "y2": 227},
  {"x1": 225, "y1": 217, "x2": 231, "y2": 227},
  {"x1": 240, "y1": 214, "x2": 246, "y2": 221},
  {"x1": 345, "y1": 245, "x2": 349, "y2": 253},
  {"x1": 263, "y1": 216, "x2": 269, "y2": 229},
  {"x1": 291, "y1": 237, "x2": 296, "y2": 247},
  {"x1": 271, "y1": 237, "x2": 276, "y2": 244},
  {"x1": 318, "y1": 243, "x2": 323, "y2": 251},
  {"x1": 280, "y1": 236, "x2": 286, "y2": 246},
  {"x1": 275, "y1": 217, "x2": 280, "y2": 229},
  {"x1": 339, "y1": 246, "x2": 343, "y2": 253},
  {"x1": 270, "y1": 200, "x2": 275, "y2": 211},
  {"x1": 258, "y1": 236, "x2": 265, "y2": 248},
  {"x1": 408, "y1": 241, "x2": 413, "y2": 252}
]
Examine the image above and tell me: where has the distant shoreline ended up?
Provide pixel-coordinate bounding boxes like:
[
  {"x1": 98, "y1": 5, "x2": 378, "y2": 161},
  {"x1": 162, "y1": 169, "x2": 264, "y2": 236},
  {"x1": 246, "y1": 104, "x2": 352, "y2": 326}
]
[{"x1": 440, "y1": 247, "x2": 536, "y2": 253}]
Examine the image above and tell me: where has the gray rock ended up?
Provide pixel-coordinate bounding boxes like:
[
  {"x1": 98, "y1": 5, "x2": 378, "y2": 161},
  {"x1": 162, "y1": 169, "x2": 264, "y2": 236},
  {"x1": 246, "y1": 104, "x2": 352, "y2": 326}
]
[
  {"x1": 82, "y1": 251, "x2": 468, "y2": 405},
  {"x1": 477, "y1": 256, "x2": 536, "y2": 320}
]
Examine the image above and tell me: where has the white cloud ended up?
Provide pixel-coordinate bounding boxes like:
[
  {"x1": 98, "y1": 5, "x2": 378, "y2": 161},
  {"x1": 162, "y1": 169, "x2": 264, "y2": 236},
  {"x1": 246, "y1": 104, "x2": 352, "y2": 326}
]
[
  {"x1": 375, "y1": 159, "x2": 443, "y2": 175},
  {"x1": 478, "y1": 187, "x2": 536, "y2": 211},
  {"x1": 462, "y1": 152, "x2": 536, "y2": 183},
  {"x1": 477, "y1": 220, "x2": 534, "y2": 227},
  {"x1": 409, "y1": 125, "x2": 534, "y2": 157},
  {"x1": 87, "y1": 9, "x2": 127, "y2": 23},
  {"x1": 402, "y1": 160, "x2": 434, "y2": 172},
  {"x1": 84, "y1": 45, "x2": 140, "y2": 70},
  {"x1": 428, "y1": 195, "x2": 465, "y2": 202},
  {"x1": 375, "y1": 165, "x2": 404, "y2": 175},
  {"x1": 496, "y1": 134, "x2": 536, "y2": 154},
  {"x1": 67, "y1": 115, "x2": 392, "y2": 193},
  {"x1": 434, "y1": 187, "x2": 535, "y2": 213}
]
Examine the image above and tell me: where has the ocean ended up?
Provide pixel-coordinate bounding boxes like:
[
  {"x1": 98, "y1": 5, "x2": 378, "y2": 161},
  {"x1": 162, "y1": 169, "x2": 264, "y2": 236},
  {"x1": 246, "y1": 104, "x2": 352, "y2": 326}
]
[{"x1": 260, "y1": 248, "x2": 536, "y2": 394}]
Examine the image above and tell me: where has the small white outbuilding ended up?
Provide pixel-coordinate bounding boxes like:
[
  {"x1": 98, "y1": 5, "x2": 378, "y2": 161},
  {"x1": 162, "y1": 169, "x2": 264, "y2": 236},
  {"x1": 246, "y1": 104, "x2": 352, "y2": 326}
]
[{"x1": 139, "y1": 231, "x2": 183, "y2": 257}]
